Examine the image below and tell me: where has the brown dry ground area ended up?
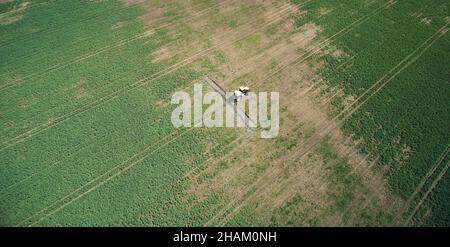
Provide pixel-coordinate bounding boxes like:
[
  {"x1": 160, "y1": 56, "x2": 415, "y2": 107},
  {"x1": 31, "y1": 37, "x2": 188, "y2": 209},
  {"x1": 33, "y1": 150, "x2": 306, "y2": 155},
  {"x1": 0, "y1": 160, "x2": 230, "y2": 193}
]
[{"x1": 132, "y1": 0, "x2": 404, "y2": 226}]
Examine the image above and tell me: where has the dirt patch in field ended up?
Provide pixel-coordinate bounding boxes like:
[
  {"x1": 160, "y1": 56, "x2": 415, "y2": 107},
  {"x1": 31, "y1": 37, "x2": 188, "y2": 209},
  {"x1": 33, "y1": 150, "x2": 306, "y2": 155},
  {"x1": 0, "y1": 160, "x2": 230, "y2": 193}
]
[
  {"x1": 154, "y1": 99, "x2": 169, "y2": 109},
  {"x1": 0, "y1": 1, "x2": 29, "y2": 25},
  {"x1": 150, "y1": 46, "x2": 172, "y2": 63}
]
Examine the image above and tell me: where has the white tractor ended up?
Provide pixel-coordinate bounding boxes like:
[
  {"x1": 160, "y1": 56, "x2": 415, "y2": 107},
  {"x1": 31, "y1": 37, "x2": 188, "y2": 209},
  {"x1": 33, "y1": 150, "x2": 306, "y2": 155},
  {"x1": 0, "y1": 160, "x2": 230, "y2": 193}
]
[{"x1": 233, "y1": 86, "x2": 250, "y2": 102}]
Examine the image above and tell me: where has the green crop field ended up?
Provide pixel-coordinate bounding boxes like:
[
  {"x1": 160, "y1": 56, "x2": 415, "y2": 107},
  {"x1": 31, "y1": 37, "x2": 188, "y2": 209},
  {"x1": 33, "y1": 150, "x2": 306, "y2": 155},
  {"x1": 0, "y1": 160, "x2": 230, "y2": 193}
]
[{"x1": 0, "y1": 0, "x2": 448, "y2": 226}]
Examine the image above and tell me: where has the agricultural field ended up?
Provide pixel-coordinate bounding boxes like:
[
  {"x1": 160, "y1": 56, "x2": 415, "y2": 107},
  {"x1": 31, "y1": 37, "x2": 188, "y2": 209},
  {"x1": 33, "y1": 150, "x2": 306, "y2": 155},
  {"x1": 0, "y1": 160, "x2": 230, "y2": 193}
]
[{"x1": 0, "y1": 0, "x2": 448, "y2": 226}]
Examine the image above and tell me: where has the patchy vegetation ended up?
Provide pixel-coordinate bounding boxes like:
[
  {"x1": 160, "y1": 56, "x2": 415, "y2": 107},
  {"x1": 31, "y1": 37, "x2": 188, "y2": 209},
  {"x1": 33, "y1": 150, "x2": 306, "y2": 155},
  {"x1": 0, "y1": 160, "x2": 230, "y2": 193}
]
[{"x1": 0, "y1": 0, "x2": 448, "y2": 226}]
